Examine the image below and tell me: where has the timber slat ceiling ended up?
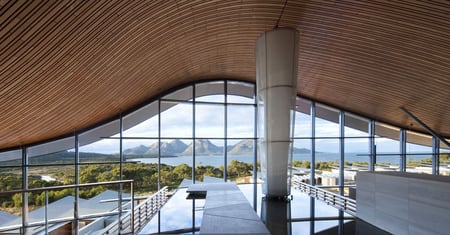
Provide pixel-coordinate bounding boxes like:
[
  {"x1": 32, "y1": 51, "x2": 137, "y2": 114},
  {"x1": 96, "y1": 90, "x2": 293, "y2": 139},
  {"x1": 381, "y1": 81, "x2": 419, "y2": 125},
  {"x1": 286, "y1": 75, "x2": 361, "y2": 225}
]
[{"x1": 0, "y1": 0, "x2": 449, "y2": 150}]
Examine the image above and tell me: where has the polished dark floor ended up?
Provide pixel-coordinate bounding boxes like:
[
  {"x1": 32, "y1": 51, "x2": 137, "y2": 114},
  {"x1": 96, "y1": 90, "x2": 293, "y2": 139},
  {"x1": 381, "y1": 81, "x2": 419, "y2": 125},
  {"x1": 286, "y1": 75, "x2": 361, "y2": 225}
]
[{"x1": 139, "y1": 184, "x2": 390, "y2": 235}]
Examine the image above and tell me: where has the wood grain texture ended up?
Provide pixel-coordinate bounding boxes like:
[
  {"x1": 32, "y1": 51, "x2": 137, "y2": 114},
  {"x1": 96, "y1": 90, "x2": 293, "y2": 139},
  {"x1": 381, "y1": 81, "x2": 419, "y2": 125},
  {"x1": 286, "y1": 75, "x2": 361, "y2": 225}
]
[{"x1": 0, "y1": 0, "x2": 449, "y2": 150}]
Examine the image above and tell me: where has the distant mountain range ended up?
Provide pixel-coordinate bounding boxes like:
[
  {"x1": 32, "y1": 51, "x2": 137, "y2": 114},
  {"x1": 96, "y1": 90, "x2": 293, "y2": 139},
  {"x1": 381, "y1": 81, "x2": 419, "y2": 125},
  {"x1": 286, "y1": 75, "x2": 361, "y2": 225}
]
[{"x1": 123, "y1": 139, "x2": 310, "y2": 157}]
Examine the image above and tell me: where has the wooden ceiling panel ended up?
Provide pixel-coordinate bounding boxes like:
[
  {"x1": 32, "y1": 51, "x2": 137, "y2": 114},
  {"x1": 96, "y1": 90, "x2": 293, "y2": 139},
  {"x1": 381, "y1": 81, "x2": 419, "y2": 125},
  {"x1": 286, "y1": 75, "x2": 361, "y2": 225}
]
[{"x1": 0, "y1": 0, "x2": 449, "y2": 150}]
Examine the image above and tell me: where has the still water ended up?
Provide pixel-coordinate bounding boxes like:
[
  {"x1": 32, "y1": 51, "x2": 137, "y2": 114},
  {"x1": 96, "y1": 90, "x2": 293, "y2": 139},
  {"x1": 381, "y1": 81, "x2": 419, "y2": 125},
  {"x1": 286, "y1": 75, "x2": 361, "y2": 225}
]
[{"x1": 128, "y1": 152, "x2": 427, "y2": 167}]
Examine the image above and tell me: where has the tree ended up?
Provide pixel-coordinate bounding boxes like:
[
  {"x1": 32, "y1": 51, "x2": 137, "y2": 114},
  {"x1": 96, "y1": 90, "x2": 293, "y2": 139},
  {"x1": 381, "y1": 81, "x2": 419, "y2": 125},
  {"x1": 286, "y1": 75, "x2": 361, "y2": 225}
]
[
  {"x1": 227, "y1": 160, "x2": 252, "y2": 178},
  {"x1": 12, "y1": 193, "x2": 22, "y2": 208}
]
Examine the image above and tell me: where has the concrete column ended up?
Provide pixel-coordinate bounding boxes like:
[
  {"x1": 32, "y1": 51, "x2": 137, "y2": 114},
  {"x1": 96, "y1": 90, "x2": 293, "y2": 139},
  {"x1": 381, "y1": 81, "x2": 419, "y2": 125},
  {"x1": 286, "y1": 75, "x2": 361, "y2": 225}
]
[{"x1": 256, "y1": 28, "x2": 298, "y2": 197}]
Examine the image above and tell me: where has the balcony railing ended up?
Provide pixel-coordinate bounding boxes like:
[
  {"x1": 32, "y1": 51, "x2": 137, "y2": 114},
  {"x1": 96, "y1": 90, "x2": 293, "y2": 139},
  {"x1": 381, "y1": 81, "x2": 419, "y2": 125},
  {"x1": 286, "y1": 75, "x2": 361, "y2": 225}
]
[
  {"x1": 101, "y1": 186, "x2": 168, "y2": 234},
  {"x1": 292, "y1": 180, "x2": 357, "y2": 216},
  {"x1": 0, "y1": 180, "x2": 169, "y2": 234},
  {"x1": 0, "y1": 180, "x2": 138, "y2": 234}
]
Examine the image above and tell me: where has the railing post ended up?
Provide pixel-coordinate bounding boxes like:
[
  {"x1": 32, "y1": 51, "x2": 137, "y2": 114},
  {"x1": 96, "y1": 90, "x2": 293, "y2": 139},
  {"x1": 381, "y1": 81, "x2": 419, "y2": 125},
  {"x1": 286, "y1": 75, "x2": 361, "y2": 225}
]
[
  {"x1": 131, "y1": 181, "x2": 134, "y2": 234},
  {"x1": 45, "y1": 190, "x2": 49, "y2": 235}
]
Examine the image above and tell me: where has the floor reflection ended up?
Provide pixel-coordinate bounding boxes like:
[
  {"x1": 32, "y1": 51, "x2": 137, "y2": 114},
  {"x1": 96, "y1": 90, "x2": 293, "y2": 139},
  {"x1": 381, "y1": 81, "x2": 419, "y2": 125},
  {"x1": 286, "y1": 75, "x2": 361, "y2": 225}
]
[
  {"x1": 261, "y1": 197, "x2": 291, "y2": 235},
  {"x1": 139, "y1": 184, "x2": 390, "y2": 235},
  {"x1": 260, "y1": 194, "x2": 390, "y2": 235}
]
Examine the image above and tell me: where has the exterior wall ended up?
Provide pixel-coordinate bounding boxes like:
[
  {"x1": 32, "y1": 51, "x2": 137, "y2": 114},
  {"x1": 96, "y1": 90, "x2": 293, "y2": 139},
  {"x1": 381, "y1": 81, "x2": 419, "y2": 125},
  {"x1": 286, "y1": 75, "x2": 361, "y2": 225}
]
[{"x1": 356, "y1": 171, "x2": 450, "y2": 235}]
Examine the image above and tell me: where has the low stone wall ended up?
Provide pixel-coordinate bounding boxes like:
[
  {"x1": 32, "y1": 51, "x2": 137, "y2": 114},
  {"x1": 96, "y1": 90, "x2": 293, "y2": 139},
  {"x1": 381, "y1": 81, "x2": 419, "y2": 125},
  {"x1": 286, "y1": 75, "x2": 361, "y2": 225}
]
[{"x1": 356, "y1": 171, "x2": 450, "y2": 235}]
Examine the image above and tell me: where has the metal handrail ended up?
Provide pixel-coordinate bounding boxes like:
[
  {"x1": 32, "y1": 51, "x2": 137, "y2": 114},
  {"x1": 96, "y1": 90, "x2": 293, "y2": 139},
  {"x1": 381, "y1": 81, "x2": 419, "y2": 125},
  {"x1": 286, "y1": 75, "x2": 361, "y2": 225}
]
[
  {"x1": 101, "y1": 186, "x2": 169, "y2": 234},
  {"x1": 292, "y1": 181, "x2": 357, "y2": 216},
  {"x1": 0, "y1": 180, "x2": 134, "y2": 195},
  {"x1": 0, "y1": 180, "x2": 134, "y2": 233}
]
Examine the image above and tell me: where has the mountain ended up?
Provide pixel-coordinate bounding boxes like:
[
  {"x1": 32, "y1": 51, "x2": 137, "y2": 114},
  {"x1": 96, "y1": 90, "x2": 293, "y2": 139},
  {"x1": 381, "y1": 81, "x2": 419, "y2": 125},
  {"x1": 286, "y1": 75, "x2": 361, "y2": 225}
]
[
  {"x1": 228, "y1": 140, "x2": 310, "y2": 154},
  {"x1": 159, "y1": 139, "x2": 188, "y2": 155},
  {"x1": 122, "y1": 139, "x2": 311, "y2": 156},
  {"x1": 228, "y1": 140, "x2": 253, "y2": 155},
  {"x1": 182, "y1": 139, "x2": 222, "y2": 155},
  {"x1": 124, "y1": 139, "x2": 187, "y2": 156},
  {"x1": 123, "y1": 145, "x2": 149, "y2": 155}
]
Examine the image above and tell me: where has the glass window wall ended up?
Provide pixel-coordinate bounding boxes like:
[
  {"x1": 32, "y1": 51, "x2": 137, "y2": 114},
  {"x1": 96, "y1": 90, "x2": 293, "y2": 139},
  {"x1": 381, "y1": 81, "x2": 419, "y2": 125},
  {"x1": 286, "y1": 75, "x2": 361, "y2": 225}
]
[
  {"x1": 375, "y1": 123, "x2": 401, "y2": 171},
  {"x1": 0, "y1": 79, "x2": 447, "y2": 234}
]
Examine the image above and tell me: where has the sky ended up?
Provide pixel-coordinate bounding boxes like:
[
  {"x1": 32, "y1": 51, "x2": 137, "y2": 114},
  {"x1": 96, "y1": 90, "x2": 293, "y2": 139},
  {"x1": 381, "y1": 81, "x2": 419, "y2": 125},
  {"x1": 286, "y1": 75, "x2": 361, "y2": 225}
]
[
  {"x1": 78, "y1": 95, "x2": 432, "y2": 154},
  {"x1": 0, "y1": 94, "x2": 445, "y2": 162}
]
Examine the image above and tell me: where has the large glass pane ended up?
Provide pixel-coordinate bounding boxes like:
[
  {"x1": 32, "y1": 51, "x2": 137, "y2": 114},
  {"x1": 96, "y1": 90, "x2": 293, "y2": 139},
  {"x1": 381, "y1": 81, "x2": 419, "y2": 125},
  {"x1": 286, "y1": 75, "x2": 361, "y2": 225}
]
[
  {"x1": 227, "y1": 104, "x2": 255, "y2": 138},
  {"x1": 227, "y1": 81, "x2": 255, "y2": 104},
  {"x1": 195, "y1": 139, "x2": 224, "y2": 183},
  {"x1": 314, "y1": 105, "x2": 340, "y2": 188},
  {"x1": 79, "y1": 163, "x2": 120, "y2": 184},
  {"x1": 28, "y1": 137, "x2": 75, "y2": 165},
  {"x1": 79, "y1": 120, "x2": 121, "y2": 163},
  {"x1": 195, "y1": 81, "x2": 224, "y2": 103},
  {"x1": 406, "y1": 131, "x2": 432, "y2": 174},
  {"x1": 0, "y1": 187, "x2": 22, "y2": 232},
  {"x1": 439, "y1": 140, "x2": 450, "y2": 176},
  {"x1": 344, "y1": 114, "x2": 369, "y2": 187},
  {"x1": 123, "y1": 138, "x2": 159, "y2": 192},
  {"x1": 0, "y1": 149, "x2": 22, "y2": 167},
  {"x1": 375, "y1": 123, "x2": 400, "y2": 171},
  {"x1": 315, "y1": 139, "x2": 339, "y2": 188},
  {"x1": 0, "y1": 166, "x2": 22, "y2": 191},
  {"x1": 226, "y1": 139, "x2": 254, "y2": 184},
  {"x1": 315, "y1": 104, "x2": 339, "y2": 137},
  {"x1": 27, "y1": 188, "x2": 75, "y2": 232},
  {"x1": 77, "y1": 163, "x2": 122, "y2": 219},
  {"x1": 292, "y1": 99, "x2": 312, "y2": 186},
  {"x1": 28, "y1": 165, "x2": 74, "y2": 189},
  {"x1": 292, "y1": 139, "x2": 312, "y2": 183},
  {"x1": 0, "y1": 166, "x2": 22, "y2": 229},
  {"x1": 122, "y1": 101, "x2": 159, "y2": 137},
  {"x1": 123, "y1": 162, "x2": 158, "y2": 193},
  {"x1": 161, "y1": 101, "x2": 193, "y2": 138},
  {"x1": 294, "y1": 111, "x2": 311, "y2": 138},
  {"x1": 79, "y1": 140, "x2": 120, "y2": 163},
  {"x1": 160, "y1": 139, "x2": 192, "y2": 189},
  {"x1": 123, "y1": 139, "x2": 158, "y2": 161},
  {"x1": 195, "y1": 104, "x2": 224, "y2": 138},
  {"x1": 78, "y1": 183, "x2": 125, "y2": 219}
]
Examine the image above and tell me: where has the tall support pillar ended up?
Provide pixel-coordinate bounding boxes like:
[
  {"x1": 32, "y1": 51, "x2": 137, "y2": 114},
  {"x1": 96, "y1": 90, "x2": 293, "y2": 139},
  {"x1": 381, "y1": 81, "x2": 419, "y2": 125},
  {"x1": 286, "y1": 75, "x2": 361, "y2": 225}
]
[{"x1": 256, "y1": 28, "x2": 298, "y2": 198}]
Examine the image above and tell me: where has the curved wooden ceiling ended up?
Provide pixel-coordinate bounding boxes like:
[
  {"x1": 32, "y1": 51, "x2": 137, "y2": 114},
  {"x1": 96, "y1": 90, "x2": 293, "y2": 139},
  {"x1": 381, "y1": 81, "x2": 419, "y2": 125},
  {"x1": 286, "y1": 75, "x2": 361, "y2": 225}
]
[{"x1": 0, "y1": 0, "x2": 449, "y2": 150}]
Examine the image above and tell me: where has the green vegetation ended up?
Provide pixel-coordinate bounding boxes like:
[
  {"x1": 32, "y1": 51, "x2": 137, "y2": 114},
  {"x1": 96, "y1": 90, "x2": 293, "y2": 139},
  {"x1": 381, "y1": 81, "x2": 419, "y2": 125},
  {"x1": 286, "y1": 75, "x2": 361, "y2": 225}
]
[
  {"x1": 291, "y1": 160, "x2": 339, "y2": 171},
  {"x1": 1, "y1": 152, "x2": 448, "y2": 214},
  {"x1": 292, "y1": 152, "x2": 450, "y2": 170},
  {"x1": 0, "y1": 160, "x2": 253, "y2": 214}
]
